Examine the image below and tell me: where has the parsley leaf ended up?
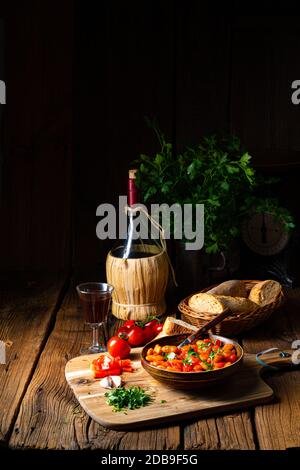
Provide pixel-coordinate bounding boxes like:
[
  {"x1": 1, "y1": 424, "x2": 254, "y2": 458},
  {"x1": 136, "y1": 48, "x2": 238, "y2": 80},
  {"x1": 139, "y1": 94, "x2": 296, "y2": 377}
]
[
  {"x1": 187, "y1": 350, "x2": 200, "y2": 359},
  {"x1": 105, "y1": 386, "x2": 153, "y2": 412}
]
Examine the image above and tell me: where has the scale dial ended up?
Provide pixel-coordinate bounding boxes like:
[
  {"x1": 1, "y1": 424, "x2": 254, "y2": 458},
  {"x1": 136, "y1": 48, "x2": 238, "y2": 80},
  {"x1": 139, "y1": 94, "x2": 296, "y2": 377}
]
[{"x1": 242, "y1": 212, "x2": 290, "y2": 256}]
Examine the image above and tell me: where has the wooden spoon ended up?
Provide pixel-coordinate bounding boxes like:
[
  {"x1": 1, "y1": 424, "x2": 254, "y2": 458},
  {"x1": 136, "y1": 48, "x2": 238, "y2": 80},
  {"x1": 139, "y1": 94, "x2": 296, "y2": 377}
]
[{"x1": 177, "y1": 308, "x2": 232, "y2": 348}]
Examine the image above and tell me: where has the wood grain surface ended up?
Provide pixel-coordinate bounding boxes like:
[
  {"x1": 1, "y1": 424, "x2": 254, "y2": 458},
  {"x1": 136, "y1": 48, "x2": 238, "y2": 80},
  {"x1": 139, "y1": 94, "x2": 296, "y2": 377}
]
[
  {"x1": 2, "y1": 277, "x2": 300, "y2": 450},
  {"x1": 9, "y1": 284, "x2": 180, "y2": 450},
  {"x1": 0, "y1": 275, "x2": 66, "y2": 443},
  {"x1": 242, "y1": 295, "x2": 300, "y2": 450}
]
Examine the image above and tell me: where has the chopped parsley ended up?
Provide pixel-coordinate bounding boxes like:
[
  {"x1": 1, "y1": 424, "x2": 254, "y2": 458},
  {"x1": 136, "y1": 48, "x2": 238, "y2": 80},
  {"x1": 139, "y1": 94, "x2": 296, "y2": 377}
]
[
  {"x1": 182, "y1": 349, "x2": 200, "y2": 366},
  {"x1": 105, "y1": 386, "x2": 153, "y2": 412}
]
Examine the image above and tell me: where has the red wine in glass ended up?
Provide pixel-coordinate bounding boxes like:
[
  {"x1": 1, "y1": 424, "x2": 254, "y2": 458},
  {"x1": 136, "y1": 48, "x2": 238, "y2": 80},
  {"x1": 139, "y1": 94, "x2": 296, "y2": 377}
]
[{"x1": 76, "y1": 282, "x2": 113, "y2": 354}]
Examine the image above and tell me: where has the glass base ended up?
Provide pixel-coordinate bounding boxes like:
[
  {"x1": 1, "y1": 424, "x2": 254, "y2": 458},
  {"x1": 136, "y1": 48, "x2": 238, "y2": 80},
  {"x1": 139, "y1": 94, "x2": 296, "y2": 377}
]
[{"x1": 80, "y1": 344, "x2": 106, "y2": 355}]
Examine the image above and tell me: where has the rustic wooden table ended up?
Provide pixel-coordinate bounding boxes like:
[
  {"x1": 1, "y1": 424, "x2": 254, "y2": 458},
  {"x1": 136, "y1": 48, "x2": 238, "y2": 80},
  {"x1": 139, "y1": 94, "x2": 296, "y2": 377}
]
[{"x1": 0, "y1": 273, "x2": 299, "y2": 451}]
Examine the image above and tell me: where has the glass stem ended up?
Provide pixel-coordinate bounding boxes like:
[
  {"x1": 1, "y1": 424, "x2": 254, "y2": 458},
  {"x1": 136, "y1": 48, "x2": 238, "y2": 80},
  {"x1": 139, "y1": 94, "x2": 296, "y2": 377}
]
[{"x1": 92, "y1": 325, "x2": 100, "y2": 349}]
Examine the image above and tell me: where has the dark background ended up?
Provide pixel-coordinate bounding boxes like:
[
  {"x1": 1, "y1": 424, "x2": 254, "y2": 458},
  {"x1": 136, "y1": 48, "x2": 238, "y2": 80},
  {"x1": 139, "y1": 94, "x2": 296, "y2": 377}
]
[{"x1": 0, "y1": 1, "x2": 300, "y2": 283}]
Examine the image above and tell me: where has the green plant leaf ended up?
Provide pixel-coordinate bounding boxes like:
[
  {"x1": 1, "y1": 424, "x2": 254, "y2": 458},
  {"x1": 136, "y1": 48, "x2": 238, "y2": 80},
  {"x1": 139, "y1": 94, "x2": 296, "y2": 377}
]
[
  {"x1": 240, "y1": 153, "x2": 251, "y2": 165},
  {"x1": 154, "y1": 153, "x2": 163, "y2": 166},
  {"x1": 226, "y1": 165, "x2": 240, "y2": 174},
  {"x1": 132, "y1": 125, "x2": 295, "y2": 254},
  {"x1": 220, "y1": 181, "x2": 229, "y2": 191}
]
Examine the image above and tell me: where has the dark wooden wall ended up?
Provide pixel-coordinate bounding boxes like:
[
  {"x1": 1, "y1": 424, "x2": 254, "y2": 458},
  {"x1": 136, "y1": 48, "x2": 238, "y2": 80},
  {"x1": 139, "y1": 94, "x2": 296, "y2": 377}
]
[
  {"x1": 0, "y1": 0, "x2": 72, "y2": 272},
  {"x1": 1, "y1": 1, "x2": 300, "y2": 278}
]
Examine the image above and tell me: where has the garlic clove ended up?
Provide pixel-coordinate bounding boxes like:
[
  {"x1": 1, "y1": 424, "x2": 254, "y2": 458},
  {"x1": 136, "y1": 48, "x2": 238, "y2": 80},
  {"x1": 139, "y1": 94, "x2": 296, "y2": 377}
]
[{"x1": 100, "y1": 375, "x2": 122, "y2": 389}]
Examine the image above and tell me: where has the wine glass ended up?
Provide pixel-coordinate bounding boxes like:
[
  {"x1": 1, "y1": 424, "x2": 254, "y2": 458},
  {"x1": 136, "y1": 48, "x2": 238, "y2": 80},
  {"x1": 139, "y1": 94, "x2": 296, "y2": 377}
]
[{"x1": 76, "y1": 282, "x2": 113, "y2": 354}]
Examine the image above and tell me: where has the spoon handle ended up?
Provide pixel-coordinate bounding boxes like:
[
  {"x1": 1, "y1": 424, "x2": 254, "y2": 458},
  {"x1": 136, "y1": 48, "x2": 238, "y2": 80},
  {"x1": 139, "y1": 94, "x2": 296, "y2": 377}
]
[{"x1": 177, "y1": 308, "x2": 232, "y2": 348}]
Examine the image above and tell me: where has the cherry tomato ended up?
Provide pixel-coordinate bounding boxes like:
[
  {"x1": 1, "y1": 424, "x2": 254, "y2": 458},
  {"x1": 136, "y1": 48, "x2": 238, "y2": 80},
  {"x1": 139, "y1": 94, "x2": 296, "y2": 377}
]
[
  {"x1": 215, "y1": 339, "x2": 222, "y2": 347},
  {"x1": 152, "y1": 323, "x2": 163, "y2": 336},
  {"x1": 214, "y1": 362, "x2": 225, "y2": 369},
  {"x1": 229, "y1": 353, "x2": 237, "y2": 363},
  {"x1": 144, "y1": 318, "x2": 158, "y2": 328},
  {"x1": 123, "y1": 320, "x2": 136, "y2": 330},
  {"x1": 117, "y1": 326, "x2": 130, "y2": 336},
  {"x1": 223, "y1": 352, "x2": 232, "y2": 361},
  {"x1": 127, "y1": 325, "x2": 145, "y2": 347},
  {"x1": 143, "y1": 319, "x2": 160, "y2": 341},
  {"x1": 143, "y1": 324, "x2": 155, "y2": 343},
  {"x1": 107, "y1": 336, "x2": 131, "y2": 359}
]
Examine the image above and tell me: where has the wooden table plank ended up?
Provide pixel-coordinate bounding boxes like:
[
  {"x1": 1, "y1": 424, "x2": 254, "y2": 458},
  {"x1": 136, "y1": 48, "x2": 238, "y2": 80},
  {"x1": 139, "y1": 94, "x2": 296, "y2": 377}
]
[
  {"x1": 9, "y1": 284, "x2": 180, "y2": 450},
  {"x1": 183, "y1": 412, "x2": 256, "y2": 450},
  {"x1": 0, "y1": 274, "x2": 66, "y2": 443},
  {"x1": 242, "y1": 292, "x2": 300, "y2": 450}
]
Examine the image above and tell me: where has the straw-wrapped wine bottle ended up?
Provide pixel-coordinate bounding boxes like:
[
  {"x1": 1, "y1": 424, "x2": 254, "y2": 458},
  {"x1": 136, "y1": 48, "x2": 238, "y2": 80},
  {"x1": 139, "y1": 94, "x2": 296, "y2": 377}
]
[{"x1": 106, "y1": 169, "x2": 169, "y2": 321}]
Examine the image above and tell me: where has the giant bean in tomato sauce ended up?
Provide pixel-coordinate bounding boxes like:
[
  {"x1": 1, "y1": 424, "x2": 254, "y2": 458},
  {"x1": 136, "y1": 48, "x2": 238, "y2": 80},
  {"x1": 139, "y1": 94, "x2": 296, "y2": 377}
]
[{"x1": 145, "y1": 338, "x2": 239, "y2": 372}]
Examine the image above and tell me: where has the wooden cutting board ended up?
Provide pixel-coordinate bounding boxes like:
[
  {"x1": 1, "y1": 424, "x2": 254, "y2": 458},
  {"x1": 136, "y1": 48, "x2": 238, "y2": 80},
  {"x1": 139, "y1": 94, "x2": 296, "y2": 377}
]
[{"x1": 65, "y1": 349, "x2": 275, "y2": 430}]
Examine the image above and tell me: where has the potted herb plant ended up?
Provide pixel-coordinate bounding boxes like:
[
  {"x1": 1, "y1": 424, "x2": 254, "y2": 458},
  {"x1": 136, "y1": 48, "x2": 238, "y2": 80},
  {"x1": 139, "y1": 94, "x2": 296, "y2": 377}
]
[{"x1": 134, "y1": 123, "x2": 295, "y2": 292}]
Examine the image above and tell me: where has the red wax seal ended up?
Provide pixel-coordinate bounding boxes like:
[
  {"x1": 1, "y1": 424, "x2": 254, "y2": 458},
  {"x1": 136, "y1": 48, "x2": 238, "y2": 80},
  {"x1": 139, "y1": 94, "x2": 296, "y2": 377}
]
[{"x1": 128, "y1": 169, "x2": 139, "y2": 206}]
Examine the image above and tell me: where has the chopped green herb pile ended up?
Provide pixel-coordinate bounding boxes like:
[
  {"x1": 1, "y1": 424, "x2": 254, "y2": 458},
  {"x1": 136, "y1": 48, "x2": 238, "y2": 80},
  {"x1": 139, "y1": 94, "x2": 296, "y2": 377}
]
[{"x1": 105, "y1": 386, "x2": 153, "y2": 412}]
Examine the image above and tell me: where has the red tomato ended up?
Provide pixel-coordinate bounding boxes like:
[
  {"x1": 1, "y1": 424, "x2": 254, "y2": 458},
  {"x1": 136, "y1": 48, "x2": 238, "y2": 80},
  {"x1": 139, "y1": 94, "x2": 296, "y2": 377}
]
[
  {"x1": 222, "y1": 352, "x2": 231, "y2": 361},
  {"x1": 229, "y1": 353, "x2": 237, "y2": 363},
  {"x1": 92, "y1": 367, "x2": 122, "y2": 378},
  {"x1": 117, "y1": 326, "x2": 130, "y2": 336},
  {"x1": 144, "y1": 319, "x2": 158, "y2": 328},
  {"x1": 143, "y1": 324, "x2": 155, "y2": 343},
  {"x1": 119, "y1": 359, "x2": 134, "y2": 372},
  {"x1": 123, "y1": 320, "x2": 136, "y2": 330},
  {"x1": 214, "y1": 362, "x2": 225, "y2": 369},
  {"x1": 107, "y1": 336, "x2": 131, "y2": 359},
  {"x1": 127, "y1": 326, "x2": 145, "y2": 347},
  {"x1": 215, "y1": 339, "x2": 222, "y2": 347},
  {"x1": 190, "y1": 355, "x2": 200, "y2": 365},
  {"x1": 152, "y1": 323, "x2": 163, "y2": 336}
]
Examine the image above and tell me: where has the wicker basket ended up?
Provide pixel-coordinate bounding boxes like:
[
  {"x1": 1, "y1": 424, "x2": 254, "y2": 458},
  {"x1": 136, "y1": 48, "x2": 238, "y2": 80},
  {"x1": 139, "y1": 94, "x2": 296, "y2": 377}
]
[{"x1": 178, "y1": 280, "x2": 285, "y2": 336}]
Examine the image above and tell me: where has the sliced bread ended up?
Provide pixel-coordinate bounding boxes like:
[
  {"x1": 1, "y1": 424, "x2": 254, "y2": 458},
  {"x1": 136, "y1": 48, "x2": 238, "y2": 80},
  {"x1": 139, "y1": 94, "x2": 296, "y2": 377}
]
[
  {"x1": 162, "y1": 317, "x2": 198, "y2": 336},
  {"x1": 215, "y1": 295, "x2": 257, "y2": 314},
  {"x1": 248, "y1": 280, "x2": 282, "y2": 307},
  {"x1": 188, "y1": 293, "x2": 225, "y2": 314}
]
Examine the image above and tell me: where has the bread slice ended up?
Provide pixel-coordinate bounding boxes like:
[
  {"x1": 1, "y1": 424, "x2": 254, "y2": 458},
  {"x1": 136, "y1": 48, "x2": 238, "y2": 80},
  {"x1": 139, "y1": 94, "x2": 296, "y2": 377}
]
[
  {"x1": 162, "y1": 317, "x2": 198, "y2": 336},
  {"x1": 188, "y1": 293, "x2": 225, "y2": 314},
  {"x1": 207, "y1": 280, "x2": 247, "y2": 298},
  {"x1": 188, "y1": 292, "x2": 257, "y2": 316},
  {"x1": 215, "y1": 295, "x2": 257, "y2": 314},
  {"x1": 248, "y1": 280, "x2": 282, "y2": 307}
]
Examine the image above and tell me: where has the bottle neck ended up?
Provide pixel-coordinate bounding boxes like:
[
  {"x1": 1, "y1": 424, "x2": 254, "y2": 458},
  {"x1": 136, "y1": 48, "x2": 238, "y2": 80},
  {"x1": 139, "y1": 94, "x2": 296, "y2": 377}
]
[{"x1": 128, "y1": 176, "x2": 139, "y2": 207}]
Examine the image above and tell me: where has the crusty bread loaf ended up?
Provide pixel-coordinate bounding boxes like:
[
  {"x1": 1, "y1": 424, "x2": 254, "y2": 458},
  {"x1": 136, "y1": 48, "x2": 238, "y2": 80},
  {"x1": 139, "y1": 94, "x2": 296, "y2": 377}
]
[
  {"x1": 207, "y1": 280, "x2": 247, "y2": 298},
  {"x1": 188, "y1": 293, "x2": 225, "y2": 314},
  {"x1": 162, "y1": 317, "x2": 198, "y2": 336},
  {"x1": 215, "y1": 295, "x2": 257, "y2": 314},
  {"x1": 188, "y1": 292, "x2": 257, "y2": 316},
  {"x1": 248, "y1": 280, "x2": 282, "y2": 307}
]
